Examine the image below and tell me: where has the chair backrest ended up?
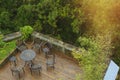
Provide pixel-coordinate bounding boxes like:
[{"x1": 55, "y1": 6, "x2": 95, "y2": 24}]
[
  {"x1": 33, "y1": 44, "x2": 40, "y2": 49},
  {"x1": 47, "y1": 52, "x2": 55, "y2": 58},
  {"x1": 34, "y1": 38, "x2": 42, "y2": 44},
  {"x1": 40, "y1": 41, "x2": 47, "y2": 48},
  {"x1": 10, "y1": 67, "x2": 20, "y2": 76},
  {"x1": 16, "y1": 39, "x2": 23, "y2": 46},
  {"x1": 11, "y1": 68, "x2": 19, "y2": 73},
  {"x1": 29, "y1": 63, "x2": 33, "y2": 68},
  {"x1": 29, "y1": 62, "x2": 41, "y2": 70},
  {"x1": 47, "y1": 55, "x2": 55, "y2": 63},
  {"x1": 9, "y1": 56, "x2": 17, "y2": 66},
  {"x1": 45, "y1": 42, "x2": 52, "y2": 49}
]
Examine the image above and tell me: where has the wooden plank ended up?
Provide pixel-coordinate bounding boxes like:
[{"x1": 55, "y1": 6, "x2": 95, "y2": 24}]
[{"x1": 0, "y1": 49, "x2": 81, "y2": 80}]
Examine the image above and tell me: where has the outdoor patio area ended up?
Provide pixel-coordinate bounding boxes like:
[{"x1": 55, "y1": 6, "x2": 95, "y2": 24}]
[{"x1": 0, "y1": 43, "x2": 81, "y2": 80}]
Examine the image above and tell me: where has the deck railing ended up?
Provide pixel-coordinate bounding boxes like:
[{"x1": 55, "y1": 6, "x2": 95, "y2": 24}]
[{"x1": 3, "y1": 31, "x2": 81, "y2": 54}]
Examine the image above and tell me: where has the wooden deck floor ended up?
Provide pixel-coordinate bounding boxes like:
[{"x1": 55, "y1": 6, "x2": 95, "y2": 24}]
[{"x1": 0, "y1": 49, "x2": 81, "y2": 80}]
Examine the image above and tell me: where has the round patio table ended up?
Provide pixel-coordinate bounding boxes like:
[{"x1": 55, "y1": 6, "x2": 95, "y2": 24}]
[{"x1": 20, "y1": 49, "x2": 36, "y2": 62}]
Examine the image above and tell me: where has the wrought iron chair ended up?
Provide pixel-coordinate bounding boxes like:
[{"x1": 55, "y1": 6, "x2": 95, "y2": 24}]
[
  {"x1": 42, "y1": 42, "x2": 53, "y2": 57},
  {"x1": 10, "y1": 65, "x2": 25, "y2": 79},
  {"x1": 9, "y1": 56, "x2": 17, "y2": 67},
  {"x1": 29, "y1": 63, "x2": 42, "y2": 75},
  {"x1": 44, "y1": 42, "x2": 53, "y2": 51},
  {"x1": 42, "y1": 47, "x2": 50, "y2": 58},
  {"x1": 16, "y1": 39, "x2": 27, "y2": 52},
  {"x1": 32, "y1": 38, "x2": 46, "y2": 54},
  {"x1": 32, "y1": 44, "x2": 40, "y2": 53},
  {"x1": 46, "y1": 55, "x2": 55, "y2": 70}
]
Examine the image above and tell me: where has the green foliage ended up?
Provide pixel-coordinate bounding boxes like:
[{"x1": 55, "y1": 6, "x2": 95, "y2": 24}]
[
  {"x1": 16, "y1": 4, "x2": 36, "y2": 27},
  {"x1": 0, "y1": 0, "x2": 118, "y2": 79},
  {"x1": 72, "y1": 48, "x2": 86, "y2": 62},
  {"x1": 0, "y1": 0, "x2": 83, "y2": 44},
  {"x1": 75, "y1": 74, "x2": 81, "y2": 80},
  {"x1": 0, "y1": 41, "x2": 16, "y2": 62},
  {"x1": 0, "y1": 11, "x2": 11, "y2": 30},
  {"x1": 77, "y1": 37, "x2": 99, "y2": 53},
  {"x1": 0, "y1": 0, "x2": 84, "y2": 44},
  {"x1": 57, "y1": 78, "x2": 63, "y2": 80},
  {"x1": 0, "y1": 33, "x2": 16, "y2": 62},
  {"x1": 72, "y1": 36, "x2": 111, "y2": 80},
  {"x1": 0, "y1": 34, "x2": 5, "y2": 48},
  {"x1": 32, "y1": 0, "x2": 84, "y2": 43},
  {"x1": 20, "y1": 26, "x2": 33, "y2": 40},
  {"x1": 77, "y1": 37, "x2": 92, "y2": 49},
  {"x1": 0, "y1": 32, "x2": 16, "y2": 64}
]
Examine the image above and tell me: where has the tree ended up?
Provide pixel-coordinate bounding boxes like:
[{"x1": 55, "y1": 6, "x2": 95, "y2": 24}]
[
  {"x1": 35, "y1": 0, "x2": 84, "y2": 43},
  {"x1": 16, "y1": 4, "x2": 36, "y2": 27},
  {"x1": 0, "y1": 0, "x2": 84, "y2": 44},
  {"x1": 0, "y1": 11, "x2": 12, "y2": 31},
  {"x1": 72, "y1": 35, "x2": 112, "y2": 80}
]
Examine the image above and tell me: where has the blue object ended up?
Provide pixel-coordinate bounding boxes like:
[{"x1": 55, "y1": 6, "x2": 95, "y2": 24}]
[
  {"x1": 104, "y1": 60, "x2": 119, "y2": 80},
  {"x1": 9, "y1": 56, "x2": 17, "y2": 66},
  {"x1": 10, "y1": 56, "x2": 16, "y2": 61}
]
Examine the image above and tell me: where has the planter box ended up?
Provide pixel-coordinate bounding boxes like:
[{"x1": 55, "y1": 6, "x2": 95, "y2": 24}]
[
  {"x1": 3, "y1": 32, "x2": 21, "y2": 42},
  {"x1": 0, "y1": 48, "x2": 17, "y2": 68}
]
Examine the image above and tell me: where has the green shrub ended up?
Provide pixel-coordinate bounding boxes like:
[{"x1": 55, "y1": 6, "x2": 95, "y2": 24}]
[
  {"x1": 0, "y1": 41, "x2": 16, "y2": 62},
  {"x1": 20, "y1": 25, "x2": 33, "y2": 41},
  {"x1": 77, "y1": 37, "x2": 99, "y2": 52},
  {"x1": 0, "y1": 34, "x2": 5, "y2": 48},
  {"x1": 75, "y1": 74, "x2": 81, "y2": 80},
  {"x1": 72, "y1": 36, "x2": 110, "y2": 80}
]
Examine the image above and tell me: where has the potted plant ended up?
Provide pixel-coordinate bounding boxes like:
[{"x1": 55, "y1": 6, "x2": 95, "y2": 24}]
[{"x1": 20, "y1": 26, "x2": 34, "y2": 45}]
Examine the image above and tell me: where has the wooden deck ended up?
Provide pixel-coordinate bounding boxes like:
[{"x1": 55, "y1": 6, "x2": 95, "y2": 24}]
[{"x1": 0, "y1": 49, "x2": 81, "y2": 80}]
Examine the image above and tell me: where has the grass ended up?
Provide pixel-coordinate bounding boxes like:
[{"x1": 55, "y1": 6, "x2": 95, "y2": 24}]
[{"x1": 0, "y1": 41, "x2": 16, "y2": 62}]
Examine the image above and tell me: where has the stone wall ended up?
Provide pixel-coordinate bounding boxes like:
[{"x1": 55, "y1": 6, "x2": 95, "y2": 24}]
[
  {"x1": 3, "y1": 32, "x2": 21, "y2": 42},
  {"x1": 3, "y1": 31, "x2": 81, "y2": 54},
  {"x1": 32, "y1": 32, "x2": 81, "y2": 54}
]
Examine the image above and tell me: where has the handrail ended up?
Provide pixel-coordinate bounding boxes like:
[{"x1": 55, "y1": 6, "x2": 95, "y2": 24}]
[
  {"x1": 3, "y1": 32, "x2": 21, "y2": 42},
  {"x1": 3, "y1": 31, "x2": 81, "y2": 52},
  {"x1": 32, "y1": 32, "x2": 81, "y2": 52}
]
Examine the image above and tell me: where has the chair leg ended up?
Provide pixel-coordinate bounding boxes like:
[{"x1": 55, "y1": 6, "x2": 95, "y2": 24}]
[
  {"x1": 46, "y1": 65, "x2": 48, "y2": 70},
  {"x1": 30, "y1": 69, "x2": 32, "y2": 75},
  {"x1": 38, "y1": 70, "x2": 40, "y2": 75},
  {"x1": 18, "y1": 72, "x2": 20, "y2": 79},
  {"x1": 22, "y1": 68, "x2": 25, "y2": 74},
  {"x1": 14, "y1": 61, "x2": 17, "y2": 66},
  {"x1": 11, "y1": 71, "x2": 13, "y2": 76},
  {"x1": 45, "y1": 53, "x2": 47, "y2": 58},
  {"x1": 39, "y1": 48, "x2": 40, "y2": 54},
  {"x1": 53, "y1": 66, "x2": 55, "y2": 69},
  {"x1": 41, "y1": 67, "x2": 42, "y2": 71}
]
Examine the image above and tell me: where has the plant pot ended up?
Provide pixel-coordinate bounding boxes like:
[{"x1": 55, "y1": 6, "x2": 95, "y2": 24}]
[{"x1": 23, "y1": 37, "x2": 34, "y2": 47}]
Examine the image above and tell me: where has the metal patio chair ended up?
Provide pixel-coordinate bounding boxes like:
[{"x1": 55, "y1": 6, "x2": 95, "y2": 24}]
[
  {"x1": 16, "y1": 39, "x2": 27, "y2": 52},
  {"x1": 9, "y1": 56, "x2": 17, "y2": 67},
  {"x1": 10, "y1": 65, "x2": 25, "y2": 80},
  {"x1": 29, "y1": 62, "x2": 42, "y2": 75},
  {"x1": 46, "y1": 55, "x2": 55, "y2": 70}
]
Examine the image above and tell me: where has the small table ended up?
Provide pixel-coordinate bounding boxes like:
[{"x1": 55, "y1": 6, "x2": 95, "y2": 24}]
[{"x1": 20, "y1": 49, "x2": 36, "y2": 62}]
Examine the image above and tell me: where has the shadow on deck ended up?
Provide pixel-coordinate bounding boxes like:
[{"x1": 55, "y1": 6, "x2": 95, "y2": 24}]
[{"x1": 0, "y1": 49, "x2": 81, "y2": 80}]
